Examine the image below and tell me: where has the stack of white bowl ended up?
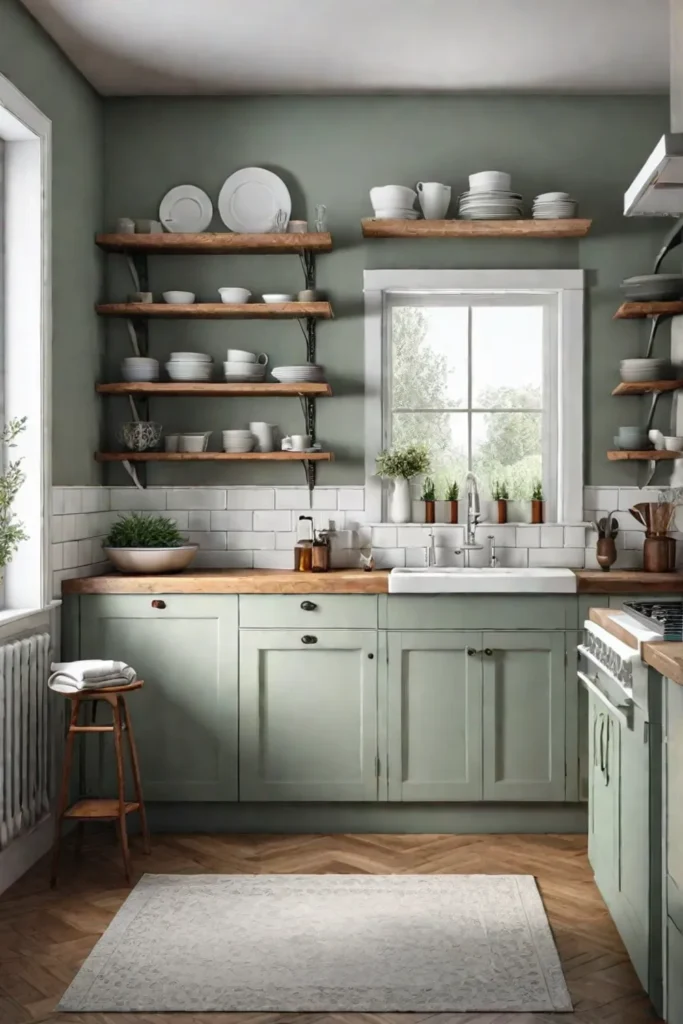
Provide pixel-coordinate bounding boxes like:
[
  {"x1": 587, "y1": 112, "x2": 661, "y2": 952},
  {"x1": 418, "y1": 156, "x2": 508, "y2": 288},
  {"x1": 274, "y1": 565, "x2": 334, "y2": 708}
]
[
  {"x1": 458, "y1": 171, "x2": 523, "y2": 219},
  {"x1": 223, "y1": 348, "x2": 268, "y2": 383},
  {"x1": 121, "y1": 357, "x2": 159, "y2": 382},
  {"x1": 369, "y1": 185, "x2": 418, "y2": 220},
  {"x1": 620, "y1": 358, "x2": 672, "y2": 383},
  {"x1": 532, "y1": 192, "x2": 577, "y2": 219},
  {"x1": 222, "y1": 429, "x2": 255, "y2": 453},
  {"x1": 271, "y1": 364, "x2": 326, "y2": 384},
  {"x1": 166, "y1": 352, "x2": 213, "y2": 382}
]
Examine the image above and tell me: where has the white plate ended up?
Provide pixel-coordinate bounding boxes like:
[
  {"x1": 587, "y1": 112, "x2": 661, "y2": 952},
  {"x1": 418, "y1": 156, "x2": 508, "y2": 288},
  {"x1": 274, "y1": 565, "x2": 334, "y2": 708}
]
[
  {"x1": 218, "y1": 167, "x2": 291, "y2": 233},
  {"x1": 159, "y1": 185, "x2": 213, "y2": 233}
]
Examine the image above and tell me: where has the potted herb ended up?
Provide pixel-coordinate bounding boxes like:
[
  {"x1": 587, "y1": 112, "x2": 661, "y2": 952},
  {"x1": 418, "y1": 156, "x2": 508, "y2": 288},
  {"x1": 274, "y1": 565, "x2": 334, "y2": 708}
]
[
  {"x1": 0, "y1": 418, "x2": 28, "y2": 579},
  {"x1": 421, "y1": 477, "x2": 436, "y2": 524},
  {"x1": 103, "y1": 512, "x2": 199, "y2": 574},
  {"x1": 531, "y1": 480, "x2": 544, "y2": 524},
  {"x1": 375, "y1": 444, "x2": 430, "y2": 524},
  {"x1": 445, "y1": 480, "x2": 459, "y2": 524},
  {"x1": 491, "y1": 479, "x2": 510, "y2": 524}
]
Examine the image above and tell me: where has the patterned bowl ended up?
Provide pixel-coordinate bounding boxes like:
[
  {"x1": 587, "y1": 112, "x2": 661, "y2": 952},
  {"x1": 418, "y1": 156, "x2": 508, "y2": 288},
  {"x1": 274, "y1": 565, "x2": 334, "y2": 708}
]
[{"x1": 118, "y1": 421, "x2": 163, "y2": 452}]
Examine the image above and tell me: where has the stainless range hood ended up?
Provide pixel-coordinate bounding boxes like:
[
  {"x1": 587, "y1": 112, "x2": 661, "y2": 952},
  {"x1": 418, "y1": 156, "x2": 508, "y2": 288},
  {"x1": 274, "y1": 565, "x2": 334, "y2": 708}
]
[{"x1": 625, "y1": 1, "x2": 683, "y2": 216}]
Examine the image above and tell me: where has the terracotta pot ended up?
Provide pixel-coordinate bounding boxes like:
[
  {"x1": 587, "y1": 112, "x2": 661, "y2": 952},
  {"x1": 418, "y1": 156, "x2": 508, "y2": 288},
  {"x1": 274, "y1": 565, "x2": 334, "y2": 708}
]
[
  {"x1": 448, "y1": 500, "x2": 458, "y2": 524},
  {"x1": 497, "y1": 500, "x2": 508, "y2": 524},
  {"x1": 596, "y1": 537, "x2": 617, "y2": 572},
  {"x1": 424, "y1": 500, "x2": 435, "y2": 524},
  {"x1": 531, "y1": 499, "x2": 544, "y2": 525}
]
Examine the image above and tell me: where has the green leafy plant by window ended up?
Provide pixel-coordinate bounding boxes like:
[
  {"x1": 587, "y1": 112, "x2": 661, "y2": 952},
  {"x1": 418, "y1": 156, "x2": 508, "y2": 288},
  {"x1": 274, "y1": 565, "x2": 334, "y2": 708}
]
[
  {"x1": 531, "y1": 480, "x2": 544, "y2": 501},
  {"x1": 491, "y1": 479, "x2": 510, "y2": 501},
  {"x1": 444, "y1": 480, "x2": 459, "y2": 501},
  {"x1": 104, "y1": 513, "x2": 186, "y2": 549},
  {"x1": 0, "y1": 418, "x2": 28, "y2": 573},
  {"x1": 375, "y1": 444, "x2": 430, "y2": 479},
  {"x1": 421, "y1": 477, "x2": 436, "y2": 501}
]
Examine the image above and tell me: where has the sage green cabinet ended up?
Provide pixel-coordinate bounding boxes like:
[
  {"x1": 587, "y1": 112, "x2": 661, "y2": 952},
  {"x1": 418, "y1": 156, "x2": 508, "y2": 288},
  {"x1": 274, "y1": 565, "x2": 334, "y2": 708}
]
[
  {"x1": 239, "y1": 629, "x2": 378, "y2": 802},
  {"x1": 587, "y1": 693, "x2": 619, "y2": 888},
  {"x1": 387, "y1": 632, "x2": 483, "y2": 801},
  {"x1": 482, "y1": 632, "x2": 568, "y2": 801},
  {"x1": 79, "y1": 595, "x2": 238, "y2": 801}
]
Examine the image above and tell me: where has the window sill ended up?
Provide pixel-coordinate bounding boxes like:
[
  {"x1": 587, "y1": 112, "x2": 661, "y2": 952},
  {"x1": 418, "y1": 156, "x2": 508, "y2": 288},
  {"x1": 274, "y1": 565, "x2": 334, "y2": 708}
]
[{"x1": 0, "y1": 602, "x2": 60, "y2": 630}]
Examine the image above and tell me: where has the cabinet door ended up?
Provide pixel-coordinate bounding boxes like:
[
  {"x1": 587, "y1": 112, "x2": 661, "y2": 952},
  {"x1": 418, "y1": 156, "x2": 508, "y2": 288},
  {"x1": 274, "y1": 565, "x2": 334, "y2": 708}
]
[
  {"x1": 387, "y1": 631, "x2": 482, "y2": 801},
  {"x1": 80, "y1": 595, "x2": 238, "y2": 801},
  {"x1": 239, "y1": 629, "x2": 378, "y2": 802},
  {"x1": 587, "y1": 696, "x2": 618, "y2": 887},
  {"x1": 482, "y1": 631, "x2": 566, "y2": 801}
]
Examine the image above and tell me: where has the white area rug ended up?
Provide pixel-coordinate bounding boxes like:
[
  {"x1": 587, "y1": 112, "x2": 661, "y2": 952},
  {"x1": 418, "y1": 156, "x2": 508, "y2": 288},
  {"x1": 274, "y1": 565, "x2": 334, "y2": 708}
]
[{"x1": 59, "y1": 873, "x2": 572, "y2": 1013}]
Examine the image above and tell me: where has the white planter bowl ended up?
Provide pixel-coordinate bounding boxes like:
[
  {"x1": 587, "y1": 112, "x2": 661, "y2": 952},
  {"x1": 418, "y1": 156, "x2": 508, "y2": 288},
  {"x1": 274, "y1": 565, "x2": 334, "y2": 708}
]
[
  {"x1": 104, "y1": 545, "x2": 199, "y2": 574},
  {"x1": 163, "y1": 290, "x2": 195, "y2": 304}
]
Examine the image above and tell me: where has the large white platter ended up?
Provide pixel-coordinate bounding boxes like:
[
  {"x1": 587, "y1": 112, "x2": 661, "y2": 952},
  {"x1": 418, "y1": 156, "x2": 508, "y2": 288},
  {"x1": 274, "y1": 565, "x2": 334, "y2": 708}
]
[
  {"x1": 218, "y1": 167, "x2": 291, "y2": 233},
  {"x1": 159, "y1": 184, "x2": 213, "y2": 233}
]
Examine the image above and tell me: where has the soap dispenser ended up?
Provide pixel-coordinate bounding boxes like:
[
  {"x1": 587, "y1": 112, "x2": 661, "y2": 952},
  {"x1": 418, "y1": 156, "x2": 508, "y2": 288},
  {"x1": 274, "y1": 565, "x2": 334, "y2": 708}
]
[
  {"x1": 312, "y1": 528, "x2": 330, "y2": 573},
  {"x1": 294, "y1": 515, "x2": 314, "y2": 572}
]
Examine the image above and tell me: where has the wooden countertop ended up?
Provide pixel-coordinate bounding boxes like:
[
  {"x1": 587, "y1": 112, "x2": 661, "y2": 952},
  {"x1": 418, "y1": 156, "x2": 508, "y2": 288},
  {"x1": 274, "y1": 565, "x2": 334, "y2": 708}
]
[
  {"x1": 61, "y1": 569, "x2": 391, "y2": 595},
  {"x1": 576, "y1": 570, "x2": 683, "y2": 593},
  {"x1": 588, "y1": 606, "x2": 683, "y2": 686}
]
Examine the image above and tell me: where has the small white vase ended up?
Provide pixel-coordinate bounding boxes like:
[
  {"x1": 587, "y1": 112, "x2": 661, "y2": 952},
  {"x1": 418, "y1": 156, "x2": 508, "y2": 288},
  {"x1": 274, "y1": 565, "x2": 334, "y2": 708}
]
[{"x1": 389, "y1": 477, "x2": 412, "y2": 523}]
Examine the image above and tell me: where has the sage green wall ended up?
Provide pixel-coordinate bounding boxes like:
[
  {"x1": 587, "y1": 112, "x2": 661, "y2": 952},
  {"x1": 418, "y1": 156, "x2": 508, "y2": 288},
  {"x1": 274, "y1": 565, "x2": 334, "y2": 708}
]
[
  {"x1": 102, "y1": 94, "x2": 669, "y2": 486},
  {"x1": 1, "y1": 0, "x2": 104, "y2": 485}
]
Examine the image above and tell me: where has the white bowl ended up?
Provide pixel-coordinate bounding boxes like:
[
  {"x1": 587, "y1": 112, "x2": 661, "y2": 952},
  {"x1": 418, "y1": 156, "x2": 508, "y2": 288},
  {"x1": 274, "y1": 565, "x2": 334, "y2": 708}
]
[
  {"x1": 179, "y1": 432, "x2": 211, "y2": 453},
  {"x1": 218, "y1": 287, "x2": 251, "y2": 304},
  {"x1": 121, "y1": 357, "x2": 159, "y2": 382},
  {"x1": 169, "y1": 352, "x2": 212, "y2": 362},
  {"x1": 262, "y1": 293, "x2": 293, "y2": 303},
  {"x1": 535, "y1": 192, "x2": 571, "y2": 202},
  {"x1": 374, "y1": 208, "x2": 420, "y2": 220},
  {"x1": 163, "y1": 290, "x2": 195, "y2": 304},
  {"x1": 469, "y1": 170, "x2": 512, "y2": 192},
  {"x1": 224, "y1": 361, "x2": 266, "y2": 375},
  {"x1": 166, "y1": 362, "x2": 213, "y2": 381},
  {"x1": 370, "y1": 185, "x2": 417, "y2": 210},
  {"x1": 664, "y1": 436, "x2": 683, "y2": 452},
  {"x1": 226, "y1": 349, "x2": 266, "y2": 364}
]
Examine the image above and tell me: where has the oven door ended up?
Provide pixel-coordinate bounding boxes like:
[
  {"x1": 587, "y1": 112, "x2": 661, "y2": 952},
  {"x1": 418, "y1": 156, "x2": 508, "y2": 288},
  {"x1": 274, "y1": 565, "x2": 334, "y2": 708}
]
[{"x1": 578, "y1": 623, "x2": 636, "y2": 729}]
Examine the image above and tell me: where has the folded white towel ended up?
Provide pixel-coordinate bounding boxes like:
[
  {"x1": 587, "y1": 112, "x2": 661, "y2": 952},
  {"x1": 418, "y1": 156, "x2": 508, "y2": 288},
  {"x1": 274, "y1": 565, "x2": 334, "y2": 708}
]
[{"x1": 48, "y1": 659, "x2": 137, "y2": 694}]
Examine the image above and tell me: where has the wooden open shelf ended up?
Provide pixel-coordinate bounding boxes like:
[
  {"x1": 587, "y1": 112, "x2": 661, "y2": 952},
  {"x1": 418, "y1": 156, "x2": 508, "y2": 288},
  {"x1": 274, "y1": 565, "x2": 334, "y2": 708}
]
[
  {"x1": 607, "y1": 450, "x2": 682, "y2": 461},
  {"x1": 612, "y1": 380, "x2": 683, "y2": 396},
  {"x1": 96, "y1": 301, "x2": 333, "y2": 320},
  {"x1": 96, "y1": 232, "x2": 333, "y2": 254},
  {"x1": 96, "y1": 451, "x2": 334, "y2": 463},
  {"x1": 96, "y1": 382, "x2": 332, "y2": 397},
  {"x1": 361, "y1": 218, "x2": 592, "y2": 239},
  {"x1": 614, "y1": 301, "x2": 683, "y2": 320}
]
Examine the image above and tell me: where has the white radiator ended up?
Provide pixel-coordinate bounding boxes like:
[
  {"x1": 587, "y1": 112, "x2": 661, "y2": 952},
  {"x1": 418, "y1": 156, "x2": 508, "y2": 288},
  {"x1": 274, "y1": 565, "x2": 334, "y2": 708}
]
[{"x1": 0, "y1": 633, "x2": 52, "y2": 848}]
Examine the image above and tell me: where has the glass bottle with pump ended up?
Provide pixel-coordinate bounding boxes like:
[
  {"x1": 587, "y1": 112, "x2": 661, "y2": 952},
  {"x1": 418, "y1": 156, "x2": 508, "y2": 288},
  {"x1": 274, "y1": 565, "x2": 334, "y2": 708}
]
[
  {"x1": 312, "y1": 528, "x2": 330, "y2": 572},
  {"x1": 294, "y1": 515, "x2": 314, "y2": 572}
]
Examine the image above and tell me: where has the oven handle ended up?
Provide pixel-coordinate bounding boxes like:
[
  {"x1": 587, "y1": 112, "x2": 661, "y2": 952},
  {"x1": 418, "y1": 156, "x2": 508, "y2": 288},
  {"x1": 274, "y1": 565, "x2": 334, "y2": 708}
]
[
  {"x1": 578, "y1": 643, "x2": 632, "y2": 689},
  {"x1": 578, "y1": 670, "x2": 633, "y2": 730}
]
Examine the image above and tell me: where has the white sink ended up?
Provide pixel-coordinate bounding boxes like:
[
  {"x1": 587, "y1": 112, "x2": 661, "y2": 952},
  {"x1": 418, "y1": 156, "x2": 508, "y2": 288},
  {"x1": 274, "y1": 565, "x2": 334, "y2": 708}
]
[{"x1": 389, "y1": 567, "x2": 577, "y2": 594}]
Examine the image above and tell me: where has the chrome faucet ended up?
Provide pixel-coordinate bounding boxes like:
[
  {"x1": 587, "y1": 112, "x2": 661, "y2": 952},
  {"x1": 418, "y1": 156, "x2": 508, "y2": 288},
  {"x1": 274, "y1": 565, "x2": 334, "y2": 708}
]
[
  {"x1": 425, "y1": 528, "x2": 437, "y2": 567},
  {"x1": 454, "y1": 472, "x2": 484, "y2": 567}
]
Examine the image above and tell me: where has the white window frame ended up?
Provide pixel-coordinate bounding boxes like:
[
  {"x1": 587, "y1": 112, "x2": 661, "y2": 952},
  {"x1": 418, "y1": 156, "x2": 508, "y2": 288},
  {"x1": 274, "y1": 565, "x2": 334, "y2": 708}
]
[
  {"x1": 0, "y1": 73, "x2": 51, "y2": 611},
  {"x1": 364, "y1": 269, "x2": 584, "y2": 525}
]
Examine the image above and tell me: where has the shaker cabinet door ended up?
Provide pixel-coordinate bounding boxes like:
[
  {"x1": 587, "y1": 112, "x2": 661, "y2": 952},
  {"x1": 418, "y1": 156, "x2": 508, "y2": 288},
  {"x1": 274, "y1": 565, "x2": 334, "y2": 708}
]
[
  {"x1": 387, "y1": 631, "x2": 483, "y2": 801},
  {"x1": 239, "y1": 629, "x2": 378, "y2": 802}
]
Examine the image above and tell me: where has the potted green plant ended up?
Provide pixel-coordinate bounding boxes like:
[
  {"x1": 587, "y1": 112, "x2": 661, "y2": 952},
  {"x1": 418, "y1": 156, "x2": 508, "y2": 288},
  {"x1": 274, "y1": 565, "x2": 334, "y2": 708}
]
[
  {"x1": 491, "y1": 479, "x2": 510, "y2": 524},
  {"x1": 531, "y1": 480, "x2": 544, "y2": 524},
  {"x1": 103, "y1": 512, "x2": 199, "y2": 574},
  {"x1": 421, "y1": 477, "x2": 436, "y2": 524},
  {"x1": 445, "y1": 480, "x2": 459, "y2": 524},
  {"x1": 0, "y1": 418, "x2": 28, "y2": 579},
  {"x1": 375, "y1": 444, "x2": 430, "y2": 523}
]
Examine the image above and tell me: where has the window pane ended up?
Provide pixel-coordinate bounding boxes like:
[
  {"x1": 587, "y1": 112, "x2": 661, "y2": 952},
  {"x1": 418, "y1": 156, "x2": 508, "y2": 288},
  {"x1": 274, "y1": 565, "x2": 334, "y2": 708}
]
[
  {"x1": 471, "y1": 411, "x2": 542, "y2": 498},
  {"x1": 471, "y1": 306, "x2": 543, "y2": 410},
  {"x1": 391, "y1": 306, "x2": 468, "y2": 410},
  {"x1": 392, "y1": 411, "x2": 468, "y2": 484}
]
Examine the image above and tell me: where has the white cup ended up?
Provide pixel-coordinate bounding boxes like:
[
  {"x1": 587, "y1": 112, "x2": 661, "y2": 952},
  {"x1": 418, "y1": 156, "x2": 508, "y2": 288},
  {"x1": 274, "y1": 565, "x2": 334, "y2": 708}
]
[
  {"x1": 282, "y1": 434, "x2": 311, "y2": 451},
  {"x1": 416, "y1": 182, "x2": 451, "y2": 219},
  {"x1": 226, "y1": 349, "x2": 268, "y2": 365},
  {"x1": 249, "y1": 422, "x2": 275, "y2": 452},
  {"x1": 164, "y1": 435, "x2": 180, "y2": 452}
]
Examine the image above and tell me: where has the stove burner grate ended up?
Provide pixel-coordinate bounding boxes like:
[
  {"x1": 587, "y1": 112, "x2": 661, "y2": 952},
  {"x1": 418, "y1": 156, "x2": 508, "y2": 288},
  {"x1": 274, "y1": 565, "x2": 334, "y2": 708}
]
[{"x1": 624, "y1": 600, "x2": 683, "y2": 641}]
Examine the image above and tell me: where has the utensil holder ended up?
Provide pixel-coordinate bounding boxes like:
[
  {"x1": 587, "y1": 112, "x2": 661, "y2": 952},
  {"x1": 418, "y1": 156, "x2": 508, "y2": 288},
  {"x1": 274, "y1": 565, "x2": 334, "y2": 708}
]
[
  {"x1": 643, "y1": 535, "x2": 676, "y2": 573},
  {"x1": 596, "y1": 537, "x2": 617, "y2": 572}
]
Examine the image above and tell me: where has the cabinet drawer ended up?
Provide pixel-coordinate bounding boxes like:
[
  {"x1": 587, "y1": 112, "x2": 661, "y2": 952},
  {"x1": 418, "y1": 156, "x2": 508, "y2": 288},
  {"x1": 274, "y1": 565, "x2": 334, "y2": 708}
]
[
  {"x1": 239, "y1": 594, "x2": 378, "y2": 630},
  {"x1": 384, "y1": 595, "x2": 575, "y2": 631}
]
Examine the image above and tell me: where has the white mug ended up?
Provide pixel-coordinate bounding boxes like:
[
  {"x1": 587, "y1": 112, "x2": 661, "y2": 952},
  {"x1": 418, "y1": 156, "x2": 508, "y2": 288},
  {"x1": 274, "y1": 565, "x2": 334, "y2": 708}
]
[
  {"x1": 416, "y1": 182, "x2": 451, "y2": 220},
  {"x1": 226, "y1": 349, "x2": 268, "y2": 365},
  {"x1": 282, "y1": 434, "x2": 311, "y2": 451},
  {"x1": 249, "y1": 422, "x2": 275, "y2": 453}
]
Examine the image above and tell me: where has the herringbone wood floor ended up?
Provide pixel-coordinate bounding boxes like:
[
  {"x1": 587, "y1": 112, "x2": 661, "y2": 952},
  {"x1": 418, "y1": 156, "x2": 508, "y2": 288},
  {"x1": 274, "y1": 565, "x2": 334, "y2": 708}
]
[{"x1": 0, "y1": 832, "x2": 661, "y2": 1024}]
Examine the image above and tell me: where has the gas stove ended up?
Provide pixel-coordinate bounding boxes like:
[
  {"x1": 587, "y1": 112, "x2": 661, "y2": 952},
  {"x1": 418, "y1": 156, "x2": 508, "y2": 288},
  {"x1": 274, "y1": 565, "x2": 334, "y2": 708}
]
[{"x1": 623, "y1": 600, "x2": 683, "y2": 642}]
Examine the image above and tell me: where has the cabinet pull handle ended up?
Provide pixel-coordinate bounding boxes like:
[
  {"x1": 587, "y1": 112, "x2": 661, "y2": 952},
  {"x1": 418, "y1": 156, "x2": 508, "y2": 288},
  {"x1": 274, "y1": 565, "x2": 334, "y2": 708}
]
[
  {"x1": 300, "y1": 601, "x2": 317, "y2": 611},
  {"x1": 467, "y1": 647, "x2": 477, "y2": 657},
  {"x1": 605, "y1": 717, "x2": 610, "y2": 786},
  {"x1": 151, "y1": 600, "x2": 166, "y2": 609},
  {"x1": 484, "y1": 648, "x2": 493, "y2": 657},
  {"x1": 599, "y1": 715, "x2": 606, "y2": 777},
  {"x1": 301, "y1": 635, "x2": 318, "y2": 645}
]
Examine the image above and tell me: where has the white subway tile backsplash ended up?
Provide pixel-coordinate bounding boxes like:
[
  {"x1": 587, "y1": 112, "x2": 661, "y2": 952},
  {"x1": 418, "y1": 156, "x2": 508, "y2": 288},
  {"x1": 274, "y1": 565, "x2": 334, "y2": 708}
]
[
  {"x1": 311, "y1": 489, "x2": 338, "y2": 511},
  {"x1": 337, "y1": 489, "x2": 364, "y2": 511},
  {"x1": 253, "y1": 551, "x2": 295, "y2": 569},
  {"x1": 275, "y1": 488, "x2": 312, "y2": 510},
  {"x1": 227, "y1": 488, "x2": 274, "y2": 510},
  {"x1": 110, "y1": 488, "x2": 167, "y2": 511},
  {"x1": 210, "y1": 510, "x2": 253, "y2": 531},
  {"x1": 62, "y1": 541, "x2": 79, "y2": 569},
  {"x1": 541, "y1": 526, "x2": 564, "y2": 547},
  {"x1": 52, "y1": 488, "x2": 65, "y2": 517},
  {"x1": 515, "y1": 526, "x2": 540, "y2": 547},
  {"x1": 623, "y1": 530, "x2": 646, "y2": 550},
  {"x1": 228, "y1": 531, "x2": 275, "y2": 550},
  {"x1": 373, "y1": 548, "x2": 406, "y2": 568},
  {"x1": 397, "y1": 526, "x2": 432, "y2": 548},
  {"x1": 188, "y1": 531, "x2": 228, "y2": 550},
  {"x1": 497, "y1": 547, "x2": 529, "y2": 568},
  {"x1": 529, "y1": 547, "x2": 585, "y2": 568},
  {"x1": 372, "y1": 527, "x2": 397, "y2": 548},
  {"x1": 51, "y1": 543, "x2": 63, "y2": 572},
  {"x1": 168, "y1": 511, "x2": 189, "y2": 530},
  {"x1": 192, "y1": 550, "x2": 254, "y2": 569},
  {"x1": 63, "y1": 488, "x2": 83, "y2": 515},
  {"x1": 564, "y1": 526, "x2": 587, "y2": 548},
  {"x1": 405, "y1": 547, "x2": 428, "y2": 567},
  {"x1": 485, "y1": 525, "x2": 516, "y2": 547},
  {"x1": 167, "y1": 488, "x2": 227, "y2": 510},
  {"x1": 189, "y1": 510, "x2": 211, "y2": 531},
  {"x1": 254, "y1": 510, "x2": 292, "y2": 532},
  {"x1": 593, "y1": 488, "x2": 619, "y2": 512},
  {"x1": 276, "y1": 531, "x2": 297, "y2": 550}
]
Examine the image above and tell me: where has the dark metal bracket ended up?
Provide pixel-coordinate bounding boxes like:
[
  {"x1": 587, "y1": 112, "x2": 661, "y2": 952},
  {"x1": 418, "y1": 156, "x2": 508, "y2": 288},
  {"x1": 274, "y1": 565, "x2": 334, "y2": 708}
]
[{"x1": 298, "y1": 249, "x2": 316, "y2": 290}]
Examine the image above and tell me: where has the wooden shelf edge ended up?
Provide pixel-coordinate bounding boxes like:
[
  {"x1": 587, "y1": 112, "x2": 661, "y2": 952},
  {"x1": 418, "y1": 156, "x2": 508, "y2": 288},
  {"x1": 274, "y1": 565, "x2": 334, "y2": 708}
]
[
  {"x1": 612, "y1": 380, "x2": 683, "y2": 396},
  {"x1": 95, "y1": 451, "x2": 334, "y2": 462},
  {"x1": 64, "y1": 799, "x2": 140, "y2": 819},
  {"x1": 614, "y1": 300, "x2": 683, "y2": 320},
  {"x1": 361, "y1": 217, "x2": 592, "y2": 239},
  {"x1": 95, "y1": 382, "x2": 332, "y2": 397},
  {"x1": 607, "y1": 449, "x2": 682, "y2": 461},
  {"x1": 96, "y1": 232, "x2": 333, "y2": 254},
  {"x1": 95, "y1": 301, "x2": 333, "y2": 319}
]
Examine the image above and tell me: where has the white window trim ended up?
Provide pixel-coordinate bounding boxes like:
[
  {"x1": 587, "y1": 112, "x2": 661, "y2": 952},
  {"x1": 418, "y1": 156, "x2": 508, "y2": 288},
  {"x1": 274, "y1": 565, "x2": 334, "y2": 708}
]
[
  {"x1": 363, "y1": 268, "x2": 584, "y2": 525},
  {"x1": 0, "y1": 73, "x2": 51, "y2": 610}
]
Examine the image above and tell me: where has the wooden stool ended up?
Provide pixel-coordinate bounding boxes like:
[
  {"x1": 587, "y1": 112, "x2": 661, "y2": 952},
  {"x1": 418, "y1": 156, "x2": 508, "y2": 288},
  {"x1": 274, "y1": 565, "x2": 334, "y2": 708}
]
[{"x1": 50, "y1": 680, "x2": 150, "y2": 887}]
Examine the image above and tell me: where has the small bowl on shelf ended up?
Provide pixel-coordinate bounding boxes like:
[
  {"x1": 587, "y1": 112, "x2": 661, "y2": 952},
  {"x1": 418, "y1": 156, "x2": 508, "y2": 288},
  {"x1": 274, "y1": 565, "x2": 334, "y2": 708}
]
[
  {"x1": 163, "y1": 290, "x2": 195, "y2": 304},
  {"x1": 218, "y1": 287, "x2": 251, "y2": 304},
  {"x1": 121, "y1": 357, "x2": 159, "y2": 382},
  {"x1": 178, "y1": 432, "x2": 211, "y2": 453},
  {"x1": 118, "y1": 421, "x2": 163, "y2": 452},
  {"x1": 663, "y1": 436, "x2": 683, "y2": 452},
  {"x1": 262, "y1": 293, "x2": 294, "y2": 303}
]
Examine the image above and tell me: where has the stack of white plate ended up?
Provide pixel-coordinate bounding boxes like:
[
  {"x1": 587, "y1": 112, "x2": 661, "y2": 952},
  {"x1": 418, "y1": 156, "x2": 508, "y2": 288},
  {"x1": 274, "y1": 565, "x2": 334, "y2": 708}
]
[
  {"x1": 532, "y1": 192, "x2": 577, "y2": 219},
  {"x1": 271, "y1": 365, "x2": 326, "y2": 384},
  {"x1": 620, "y1": 358, "x2": 672, "y2": 383},
  {"x1": 121, "y1": 357, "x2": 159, "y2": 382},
  {"x1": 458, "y1": 170, "x2": 522, "y2": 220},
  {"x1": 222, "y1": 429, "x2": 255, "y2": 453},
  {"x1": 166, "y1": 352, "x2": 213, "y2": 382}
]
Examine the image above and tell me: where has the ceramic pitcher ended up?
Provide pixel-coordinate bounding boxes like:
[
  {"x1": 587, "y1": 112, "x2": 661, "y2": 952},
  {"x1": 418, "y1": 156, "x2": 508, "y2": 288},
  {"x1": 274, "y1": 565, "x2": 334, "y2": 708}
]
[{"x1": 417, "y1": 182, "x2": 451, "y2": 219}]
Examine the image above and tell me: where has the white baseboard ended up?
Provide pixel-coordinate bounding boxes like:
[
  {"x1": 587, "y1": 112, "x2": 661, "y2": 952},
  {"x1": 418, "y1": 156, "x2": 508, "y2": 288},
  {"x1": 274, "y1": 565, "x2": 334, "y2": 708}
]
[{"x1": 0, "y1": 814, "x2": 53, "y2": 895}]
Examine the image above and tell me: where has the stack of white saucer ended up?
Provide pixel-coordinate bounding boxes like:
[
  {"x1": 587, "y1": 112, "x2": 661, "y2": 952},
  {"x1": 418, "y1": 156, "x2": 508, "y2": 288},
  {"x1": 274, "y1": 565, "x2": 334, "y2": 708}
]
[
  {"x1": 532, "y1": 192, "x2": 577, "y2": 219},
  {"x1": 166, "y1": 352, "x2": 213, "y2": 382},
  {"x1": 222, "y1": 429, "x2": 255, "y2": 453},
  {"x1": 271, "y1": 365, "x2": 326, "y2": 384}
]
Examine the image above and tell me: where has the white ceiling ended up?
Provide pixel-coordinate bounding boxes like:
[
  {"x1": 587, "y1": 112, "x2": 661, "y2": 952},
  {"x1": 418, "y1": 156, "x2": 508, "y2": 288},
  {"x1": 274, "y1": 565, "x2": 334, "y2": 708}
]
[{"x1": 21, "y1": 0, "x2": 670, "y2": 96}]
